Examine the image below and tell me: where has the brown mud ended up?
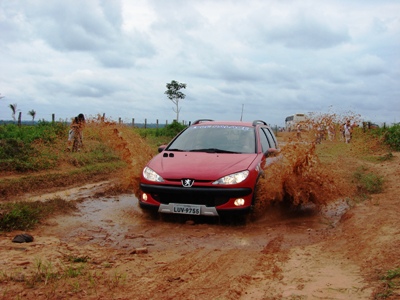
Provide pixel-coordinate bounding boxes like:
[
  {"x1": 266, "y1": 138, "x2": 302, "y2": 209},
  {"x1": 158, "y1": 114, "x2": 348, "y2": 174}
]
[{"x1": 0, "y1": 117, "x2": 399, "y2": 299}]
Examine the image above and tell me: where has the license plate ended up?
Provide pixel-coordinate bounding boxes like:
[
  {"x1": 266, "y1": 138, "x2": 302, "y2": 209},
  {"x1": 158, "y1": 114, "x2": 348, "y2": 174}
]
[{"x1": 172, "y1": 204, "x2": 201, "y2": 215}]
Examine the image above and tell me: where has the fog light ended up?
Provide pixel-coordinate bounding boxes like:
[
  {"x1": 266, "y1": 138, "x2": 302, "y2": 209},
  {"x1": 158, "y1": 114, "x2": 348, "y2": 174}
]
[
  {"x1": 142, "y1": 193, "x2": 148, "y2": 201},
  {"x1": 234, "y1": 198, "x2": 245, "y2": 206}
]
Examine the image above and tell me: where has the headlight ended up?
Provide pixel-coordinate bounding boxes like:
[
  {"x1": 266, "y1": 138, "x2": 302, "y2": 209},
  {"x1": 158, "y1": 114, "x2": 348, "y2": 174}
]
[
  {"x1": 143, "y1": 167, "x2": 164, "y2": 182},
  {"x1": 213, "y1": 170, "x2": 249, "y2": 185}
]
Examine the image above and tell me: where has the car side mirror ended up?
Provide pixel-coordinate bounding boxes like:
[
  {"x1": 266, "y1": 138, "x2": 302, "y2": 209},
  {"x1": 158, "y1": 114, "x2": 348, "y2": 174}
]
[
  {"x1": 158, "y1": 145, "x2": 167, "y2": 153},
  {"x1": 264, "y1": 147, "x2": 279, "y2": 157}
]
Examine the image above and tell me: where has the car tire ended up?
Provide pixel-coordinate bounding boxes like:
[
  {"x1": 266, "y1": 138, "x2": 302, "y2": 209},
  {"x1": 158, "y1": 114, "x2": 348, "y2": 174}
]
[{"x1": 139, "y1": 206, "x2": 160, "y2": 220}]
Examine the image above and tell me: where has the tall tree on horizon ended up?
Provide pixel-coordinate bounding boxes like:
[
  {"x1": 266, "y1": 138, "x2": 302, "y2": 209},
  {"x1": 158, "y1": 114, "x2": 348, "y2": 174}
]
[
  {"x1": 28, "y1": 109, "x2": 36, "y2": 124},
  {"x1": 165, "y1": 80, "x2": 187, "y2": 122},
  {"x1": 9, "y1": 103, "x2": 17, "y2": 122}
]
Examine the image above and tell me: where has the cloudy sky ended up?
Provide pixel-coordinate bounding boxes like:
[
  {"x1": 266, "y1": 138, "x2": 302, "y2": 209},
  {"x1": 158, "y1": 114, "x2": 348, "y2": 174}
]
[{"x1": 0, "y1": 0, "x2": 399, "y2": 126}]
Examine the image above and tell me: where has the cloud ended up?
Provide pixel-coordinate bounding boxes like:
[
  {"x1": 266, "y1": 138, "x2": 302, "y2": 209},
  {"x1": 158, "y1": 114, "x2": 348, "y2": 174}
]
[
  {"x1": 0, "y1": 0, "x2": 399, "y2": 126},
  {"x1": 262, "y1": 15, "x2": 350, "y2": 49},
  {"x1": 18, "y1": 0, "x2": 156, "y2": 68},
  {"x1": 351, "y1": 55, "x2": 386, "y2": 76}
]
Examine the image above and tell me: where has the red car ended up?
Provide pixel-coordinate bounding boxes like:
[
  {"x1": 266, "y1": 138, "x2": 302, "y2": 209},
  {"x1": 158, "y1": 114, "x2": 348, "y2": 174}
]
[{"x1": 139, "y1": 119, "x2": 279, "y2": 217}]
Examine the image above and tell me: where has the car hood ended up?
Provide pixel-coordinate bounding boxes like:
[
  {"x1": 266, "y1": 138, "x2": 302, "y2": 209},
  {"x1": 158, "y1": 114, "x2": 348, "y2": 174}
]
[{"x1": 147, "y1": 152, "x2": 258, "y2": 180}]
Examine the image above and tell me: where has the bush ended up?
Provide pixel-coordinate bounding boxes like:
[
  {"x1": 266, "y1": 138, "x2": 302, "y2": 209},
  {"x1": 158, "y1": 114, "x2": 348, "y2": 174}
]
[
  {"x1": 0, "y1": 203, "x2": 41, "y2": 231},
  {"x1": 158, "y1": 121, "x2": 187, "y2": 137},
  {"x1": 383, "y1": 124, "x2": 400, "y2": 151},
  {"x1": 0, "y1": 121, "x2": 68, "y2": 144},
  {"x1": 353, "y1": 166, "x2": 384, "y2": 194},
  {"x1": 0, "y1": 122, "x2": 69, "y2": 171},
  {"x1": 0, "y1": 198, "x2": 77, "y2": 231},
  {"x1": 370, "y1": 123, "x2": 400, "y2": 151}
]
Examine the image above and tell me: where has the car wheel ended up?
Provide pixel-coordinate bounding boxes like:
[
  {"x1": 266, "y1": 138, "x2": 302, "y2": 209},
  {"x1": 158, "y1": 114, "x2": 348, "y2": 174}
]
[
  {"x1": 249, "y1": 180, "x2": 268, "y2": 221},
  {"x1": 139, "y1": 206, "x2": 160, "y2": 220},
  {"x1": 219, "y1": 213, "x2": 247, "y2": 226}
]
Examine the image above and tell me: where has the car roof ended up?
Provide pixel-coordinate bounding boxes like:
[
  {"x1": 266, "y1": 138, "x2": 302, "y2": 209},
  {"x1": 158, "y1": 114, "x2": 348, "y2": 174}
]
[{"x1": 191, "y1": 119, "x2": 269, "y2": 127}]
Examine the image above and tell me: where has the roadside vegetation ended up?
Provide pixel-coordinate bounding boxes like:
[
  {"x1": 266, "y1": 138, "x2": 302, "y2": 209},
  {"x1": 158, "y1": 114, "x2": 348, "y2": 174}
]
[
  {"x1": 0, "y1": 197, "x2": 77, "y2": 231},
  {"x1": 0, "y1": 120, "x2": 187, "y2": 231},
  {"x1": 135, "y1": 120, "x2": 187, "y2": 150},
  {"x1": 376, "y1": 267, "x2": 400, "y2": 299},
  {"x1": 372, "y1": 123, "x2": 400, "y2": 151},
  {"x1": 0, "y1": 255, "x2": 128, "y2": 298}
]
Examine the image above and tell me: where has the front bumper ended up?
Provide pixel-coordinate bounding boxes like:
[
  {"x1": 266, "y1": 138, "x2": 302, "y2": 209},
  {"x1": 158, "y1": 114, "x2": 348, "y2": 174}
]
[{"x1": 140, "y1": 183, "x2": 252, "y2": 207}]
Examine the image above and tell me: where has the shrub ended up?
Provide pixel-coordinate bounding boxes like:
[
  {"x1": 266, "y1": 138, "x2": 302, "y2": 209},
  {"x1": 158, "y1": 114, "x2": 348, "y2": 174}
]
[
  {"x1": 0, "y1": 198, "x2": 77, "y2": 231},
  {"x1": 0, "y1": 122, "x2": 69, "y2": 172},
  {"x1": 383, "y1": 124, "x2": 400, "y2": 151},
  {"x1": 353, "y1": 166, "x2": 384, "y2": 194},
  {"x1": 370, "y1": 123, "x2": 400, "y2": 151},
  {"x1": 158, "y1": 120, "x2": 187, "y2": 137}
]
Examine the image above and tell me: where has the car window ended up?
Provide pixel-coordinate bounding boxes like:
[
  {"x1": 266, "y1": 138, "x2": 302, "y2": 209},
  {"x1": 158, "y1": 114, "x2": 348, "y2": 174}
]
[
  {"x1": 262, "y1": 127, "x2": 277, "y2": 149},
  {"x1": 167, "y1": 125, "x2": 255, "y2": 153},
  {"x1": 259, "y1": 128, "x2": 271, "y2": 152}
]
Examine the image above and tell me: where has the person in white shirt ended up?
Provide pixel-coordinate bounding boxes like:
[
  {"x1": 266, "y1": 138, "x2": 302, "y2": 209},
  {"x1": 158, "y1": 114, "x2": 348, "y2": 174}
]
[{"x1": 344, "y1": 120, "x2": 352, "y2": 143}]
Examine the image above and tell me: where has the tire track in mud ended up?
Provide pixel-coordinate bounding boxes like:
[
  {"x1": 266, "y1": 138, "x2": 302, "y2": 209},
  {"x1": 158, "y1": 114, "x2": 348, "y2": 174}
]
[
  {"x1": 236, "y1": 235, "x2": 289, "y2": 299},
  {"x1": 126, "y1": 248, "x2": 265, "y2": 300}
]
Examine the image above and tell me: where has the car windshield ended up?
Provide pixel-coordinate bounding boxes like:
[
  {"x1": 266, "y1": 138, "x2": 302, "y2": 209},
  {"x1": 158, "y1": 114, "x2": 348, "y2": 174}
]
[{"x1": 166, "y1": 125, "x2": 256, "y2": 153}]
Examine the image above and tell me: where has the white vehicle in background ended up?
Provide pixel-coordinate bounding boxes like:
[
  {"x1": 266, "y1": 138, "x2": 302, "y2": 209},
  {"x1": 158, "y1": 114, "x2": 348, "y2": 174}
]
[{"x1": 285, "y1": 113, "x2": 307, "y2": 132}]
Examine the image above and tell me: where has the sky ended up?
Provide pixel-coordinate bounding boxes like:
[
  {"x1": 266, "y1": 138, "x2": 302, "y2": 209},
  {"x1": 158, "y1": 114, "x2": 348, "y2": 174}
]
[{"x1": 0, "y1": 0, "x2": 399, "y2": 127}]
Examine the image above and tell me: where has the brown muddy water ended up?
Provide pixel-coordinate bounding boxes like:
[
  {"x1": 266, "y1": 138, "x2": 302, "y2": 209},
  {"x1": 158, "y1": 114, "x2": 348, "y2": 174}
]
[{"x1": 43, "y1": 190, "x2": 350, "y2": 255}]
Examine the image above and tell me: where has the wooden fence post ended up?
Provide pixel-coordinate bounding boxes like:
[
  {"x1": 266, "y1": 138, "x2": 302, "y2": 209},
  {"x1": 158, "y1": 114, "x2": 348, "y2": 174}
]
[
  {"x1": 52, "y1": 114, "x2": 55, "y2": 123},
  {"x1": 144, "y1": 118, "x2": 147, "y2": 129},
  {"x1": 132, "y1": 118, "x2": 135, "y2": 127}
]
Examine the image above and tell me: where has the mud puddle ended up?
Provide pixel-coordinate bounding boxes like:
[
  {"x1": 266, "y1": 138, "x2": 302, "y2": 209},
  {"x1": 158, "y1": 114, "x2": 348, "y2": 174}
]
[{"x1": 43, "y1": 194, "x2": 351, "y2": 255}]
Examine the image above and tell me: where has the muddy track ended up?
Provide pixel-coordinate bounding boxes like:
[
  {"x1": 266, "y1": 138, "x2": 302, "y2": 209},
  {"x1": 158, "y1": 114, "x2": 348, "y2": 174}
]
[{"x1": 1, "y1": 153, "x2": 399, "y2": 299}]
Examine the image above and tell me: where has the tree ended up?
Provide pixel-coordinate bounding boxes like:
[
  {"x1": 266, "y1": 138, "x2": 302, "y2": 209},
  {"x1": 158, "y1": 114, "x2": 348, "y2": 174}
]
[
  {"x1": 9, "y1": 103, "x2": 17, "y2": 122},
  {"x1": 28, "y1": 109, "x2": 36, "y2": 124},
  {"x1": 164, "y1": 80, "x2": 187, "y2": 122}
]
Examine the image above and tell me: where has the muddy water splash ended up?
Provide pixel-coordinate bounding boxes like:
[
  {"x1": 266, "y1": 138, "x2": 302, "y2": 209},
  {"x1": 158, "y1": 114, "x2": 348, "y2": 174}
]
[
  {"x1": 254, "y1": 112, "x2": 364, "y2": 216},
  {"x1": 255, "y1": 142, "x2": 338, "y2": 216},
  {"x1": 86, "y1": 116, "x2": 154, "y2": 198}
]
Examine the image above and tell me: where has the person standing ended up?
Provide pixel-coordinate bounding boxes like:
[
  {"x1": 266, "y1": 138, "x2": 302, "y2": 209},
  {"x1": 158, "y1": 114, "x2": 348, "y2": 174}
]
[
  {"x1": 67, "y1": 113, "x2": 86, "y2": 151},
  {"x1": 344, "y1": 120, "x2": 352, "y2": 143},
  {"x1": 76, "y1": 113, "x2": 86, "y2": 149},
  {"x1": 296, "y1": 123, "x2": 302, "y2": 140}
]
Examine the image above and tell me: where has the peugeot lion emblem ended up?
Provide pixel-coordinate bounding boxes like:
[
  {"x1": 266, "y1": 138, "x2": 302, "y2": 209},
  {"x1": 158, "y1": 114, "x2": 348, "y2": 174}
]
[{"x1": 182, "y1": 179, "x2": 194, "y2": 187}]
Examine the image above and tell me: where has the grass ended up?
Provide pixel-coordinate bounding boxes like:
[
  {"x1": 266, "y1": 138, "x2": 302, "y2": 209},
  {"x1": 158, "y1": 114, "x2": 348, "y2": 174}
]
[
  {"x1": 0, "y1": 161, "x2": 125, "y2": 199},
  {"x1": 353, "y1": 166, "x2": 385, "y2": 195},
  {"x1": 134, "y1": 121, "x2": 186, "y2": 152},
  {"x1": 376, "y1": 267, "x2": 400, "y2": 299},
  {"x1": 0, "y1": 197, "x2": 77, "y2": 231},
  {"x1": 0, "y1": 255, "x2": 128, "y2": 298}
]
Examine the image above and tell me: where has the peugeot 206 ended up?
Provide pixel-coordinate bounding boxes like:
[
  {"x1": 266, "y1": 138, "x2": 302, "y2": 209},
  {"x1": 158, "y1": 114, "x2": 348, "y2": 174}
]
[{"x1": 139, "y1": 119, "x2": 279, "y2": 218}]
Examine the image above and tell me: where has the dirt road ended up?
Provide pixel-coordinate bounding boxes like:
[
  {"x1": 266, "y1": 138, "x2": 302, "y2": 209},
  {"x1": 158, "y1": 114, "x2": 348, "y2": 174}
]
[{"x1": 1, "y1": 151, "x2": 399, "y2": 299}]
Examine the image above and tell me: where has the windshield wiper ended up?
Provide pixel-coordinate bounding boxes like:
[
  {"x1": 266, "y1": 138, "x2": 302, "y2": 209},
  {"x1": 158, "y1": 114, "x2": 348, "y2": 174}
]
[
  {"x1": 190, "y1": 148, "x2": 239, "y2": 154},
  {"x1": 167, "y1": 148, "x2": 184, "y2": 152}
]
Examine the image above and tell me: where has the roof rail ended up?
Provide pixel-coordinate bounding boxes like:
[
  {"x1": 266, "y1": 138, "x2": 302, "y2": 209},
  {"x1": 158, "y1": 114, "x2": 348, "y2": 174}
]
[
  {"x1": 192, "y1": 119, "x2": 214, "y2": 125},
  {"x1": 252, "y1": 120, "x2": 267, "y2": 126}
]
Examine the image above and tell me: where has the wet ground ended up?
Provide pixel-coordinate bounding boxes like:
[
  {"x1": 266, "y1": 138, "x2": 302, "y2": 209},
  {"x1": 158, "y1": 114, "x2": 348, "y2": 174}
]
[
  {"x1": 45, "y1": 189, "x2": 350, "y2": 253},
  {"x1": 2, "y1": 171, "x2": 399, "y2": 299}
]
